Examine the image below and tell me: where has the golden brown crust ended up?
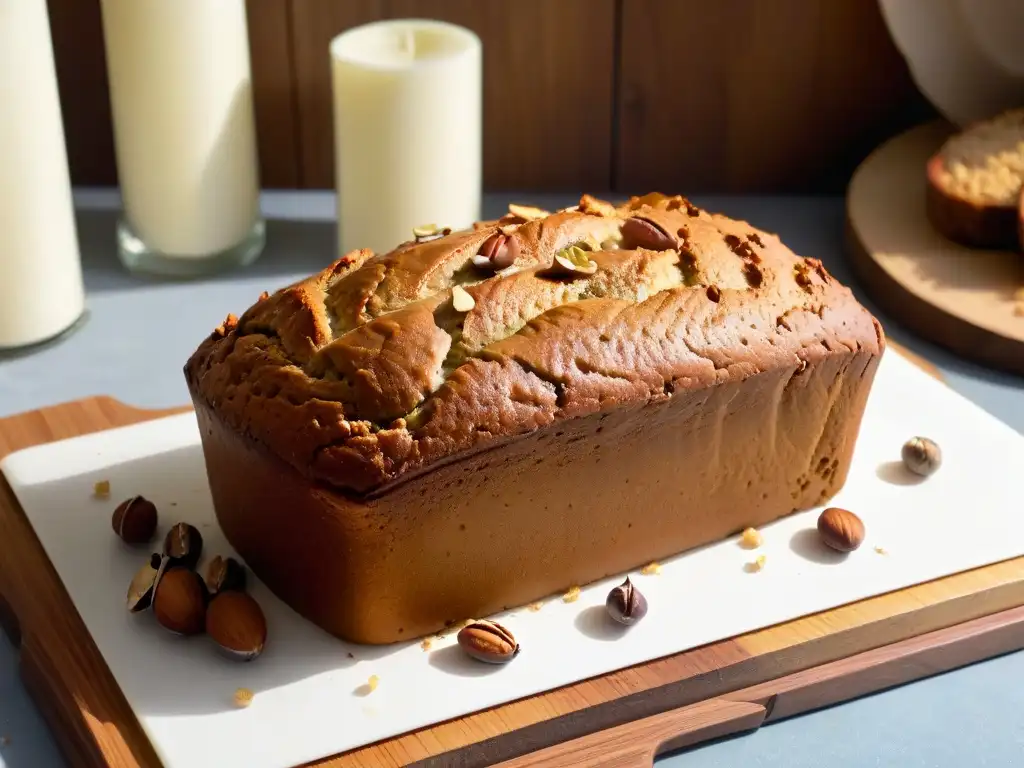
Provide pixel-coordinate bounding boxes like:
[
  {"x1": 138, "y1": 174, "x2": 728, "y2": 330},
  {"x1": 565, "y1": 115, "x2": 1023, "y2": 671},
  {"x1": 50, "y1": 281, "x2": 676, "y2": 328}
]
[{"x1": 185, "y1": 194, "x2": 884, "y2": 496}]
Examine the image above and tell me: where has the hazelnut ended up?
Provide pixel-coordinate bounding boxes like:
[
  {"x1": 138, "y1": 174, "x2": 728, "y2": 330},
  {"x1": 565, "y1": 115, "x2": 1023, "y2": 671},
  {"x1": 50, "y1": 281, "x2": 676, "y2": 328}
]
[
  {"x1": 153, "y1": 567, "x2": 208, "y2": 636},
  {"x1": 901, "y1": 437, "x2": 941, "y2": 477},
  {"x1": 817, "y1": 507, "x2": 865, "y2": 552},
  {"x1": 457, "y1": 620, "x2": 520, "y2": 664},
  {"x1": 206, "y1": 590, "x2": 267, "y2": 661},
  {"x1": 204, "y1": 555, "x2": 247, "y2": 596},
  {"x1": 621, "y1": 217, "x2": 677, "y2": 251},
  {"x1": 605, "y1": 577, "x2": 648, "y2": 626},
  {"x1": 162, "y1": 522, "x2": 203, "y2": 570},
  {"x1": 126, "y1": 553, "x2": 163, "y2": 613},
  {"x1": 472, "y1": 232, "x2": 519, "y2": 271},
  {"x1": 111, "y1": 496, "x2": 158, "y2": 545}
]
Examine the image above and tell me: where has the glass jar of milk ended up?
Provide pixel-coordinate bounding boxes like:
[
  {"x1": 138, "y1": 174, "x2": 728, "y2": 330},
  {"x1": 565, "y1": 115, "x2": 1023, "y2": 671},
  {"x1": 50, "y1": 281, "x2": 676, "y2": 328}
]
[{"x1": 100, "y1": 0, "x2": 265, "y2": 277}]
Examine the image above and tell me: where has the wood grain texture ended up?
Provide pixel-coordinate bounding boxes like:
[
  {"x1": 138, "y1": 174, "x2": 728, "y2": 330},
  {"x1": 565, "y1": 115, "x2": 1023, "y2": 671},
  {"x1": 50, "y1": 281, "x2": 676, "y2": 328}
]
[
  {"x1": 615, "y1": 0, "x2": 936, "y2": 194},
  {"x1": 290, "y1": 0, "x2": 616, "y2": 190},
  {"x1": 502, "y1": 606, "x2": 1024, "y2": 767},
  {"x1": 246, "y1": 0, "x2": 302, "y2": 188},
  {"x1": 1, "y1": 350, "x2": 1022, "y2": 768},
  {"x1": 47, "y1": 0, "x2": 117, "y2": 186}
]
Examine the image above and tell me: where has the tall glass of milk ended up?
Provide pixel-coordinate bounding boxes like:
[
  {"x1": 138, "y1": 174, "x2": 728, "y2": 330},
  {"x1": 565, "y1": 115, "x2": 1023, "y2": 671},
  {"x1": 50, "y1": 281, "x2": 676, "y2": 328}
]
[
  {"x1": 331, "y1": 20, "x2": 483, "y2": 255},
  {"x1": 99, "y1": 0, "x2": 265, "y2": 277},
  {"x1": 0, "y1": 0, "x2": 86, "y2": 351}
]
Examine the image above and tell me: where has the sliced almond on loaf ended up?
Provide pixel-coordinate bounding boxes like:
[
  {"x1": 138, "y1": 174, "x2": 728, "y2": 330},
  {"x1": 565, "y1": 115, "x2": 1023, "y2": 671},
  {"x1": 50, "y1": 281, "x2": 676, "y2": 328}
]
[{"x1": 926, "y1": 108, "x2": 1024, "y2": 250}]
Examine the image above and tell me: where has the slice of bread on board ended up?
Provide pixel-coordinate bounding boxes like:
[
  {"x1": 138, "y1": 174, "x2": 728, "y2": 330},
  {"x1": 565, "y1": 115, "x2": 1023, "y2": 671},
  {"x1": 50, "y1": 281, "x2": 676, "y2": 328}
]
[{"x1": 926, "y1": 108, "x2": 1024, "y2": 251}]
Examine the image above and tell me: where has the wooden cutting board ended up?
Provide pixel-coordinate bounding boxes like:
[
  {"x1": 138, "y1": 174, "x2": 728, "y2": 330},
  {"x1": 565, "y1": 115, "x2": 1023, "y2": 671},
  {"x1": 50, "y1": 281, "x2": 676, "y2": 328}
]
[
  {"x1": 846, "y1": 120, "x2": 1024, "y2": 377},
  {"x1": 1, "y1": 345, "x2": 1024, "y2": 768}
]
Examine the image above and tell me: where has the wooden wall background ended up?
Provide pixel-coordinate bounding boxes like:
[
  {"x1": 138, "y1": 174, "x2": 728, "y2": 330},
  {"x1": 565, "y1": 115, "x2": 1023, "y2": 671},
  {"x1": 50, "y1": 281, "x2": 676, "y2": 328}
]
[{"x1": 47, "y1": 0, "x2": 936, "y2": 194}]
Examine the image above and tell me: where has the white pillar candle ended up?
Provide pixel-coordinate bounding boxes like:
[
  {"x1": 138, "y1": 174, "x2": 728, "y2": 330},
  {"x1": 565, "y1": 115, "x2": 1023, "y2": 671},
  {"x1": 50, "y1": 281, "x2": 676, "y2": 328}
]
[
  {"x1": 0, "y1": 0, "x2": 86, "y2": 349},
  {"x1": 331, "y1": 19, "x2": 483, "y2": 255},
  {"x1": 100, "y1": 0, "x2": 263, "y2": 274}
]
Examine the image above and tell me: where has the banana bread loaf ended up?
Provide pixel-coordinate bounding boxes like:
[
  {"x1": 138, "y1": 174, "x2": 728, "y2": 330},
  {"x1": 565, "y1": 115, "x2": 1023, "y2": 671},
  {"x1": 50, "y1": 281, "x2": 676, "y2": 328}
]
[{"x1": 185, "y1": 193, "x2": 885, "y2": 644}]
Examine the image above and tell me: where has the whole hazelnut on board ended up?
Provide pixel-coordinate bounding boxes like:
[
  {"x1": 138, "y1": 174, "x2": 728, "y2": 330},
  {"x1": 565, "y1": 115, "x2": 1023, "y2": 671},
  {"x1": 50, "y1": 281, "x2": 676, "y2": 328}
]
[
  {"x1": 153, "y1": 567, "x2": 208, "y2": 636},
  {"x1": 457, "y1": 620, "x2": 520, "y2": 664},
  {"x1": 901, "y1": 437, "x2": 942, "y2": 477},
  {"x1": 126, "y1": 553, "x2": 163, "y2": 613},
  {"x1": 206, "y1": 591, "x2": 267, "y2": 662},
  {"x1": 162, "y1": 522, "x2": 203, "y2": 570},
  {"x1": 205, "y1": 555, "x2": 247, "y2": 596},
  {"x1": 605, "y1": 577, "x2": 648, "y2": 626},
  {"x1": 817, "y1": 507, "x2": 865, "y2": 553},
  {"x1": 111, "y1": 496, "x2": 158, "y2": 545}
]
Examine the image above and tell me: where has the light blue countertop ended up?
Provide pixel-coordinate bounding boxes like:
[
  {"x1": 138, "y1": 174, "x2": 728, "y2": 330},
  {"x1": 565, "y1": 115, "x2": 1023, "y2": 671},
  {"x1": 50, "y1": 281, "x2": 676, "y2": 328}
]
[{"x1": 0, "y1": 191, "x2": 1022, "y2": 767}]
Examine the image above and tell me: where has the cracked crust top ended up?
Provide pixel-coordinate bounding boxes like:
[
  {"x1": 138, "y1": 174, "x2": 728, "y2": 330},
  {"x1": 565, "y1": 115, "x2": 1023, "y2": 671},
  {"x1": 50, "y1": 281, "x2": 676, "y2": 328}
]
[{"x1": 185, "y1": 193, "x2": 885, "y2": 496}]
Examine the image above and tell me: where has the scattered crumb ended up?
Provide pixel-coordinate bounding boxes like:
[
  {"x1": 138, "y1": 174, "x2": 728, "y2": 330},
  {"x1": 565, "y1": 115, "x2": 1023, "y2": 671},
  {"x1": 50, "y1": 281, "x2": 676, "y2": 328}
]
[
  {"x1": 528, "y1": 602, "x2": 544, "y2": 612},
  {"x1": 92, "y1": 480, "x2": 110, "y2": 499},
  {"x1": 745, "y1": 555, "x2": 767, "y2": 573},
  {"x1": 1, "y1": 735, "x2": 10, "y2": 746},
  {"x1": 562, "y1": 585, "x2": 581, "y2": 603},
  {"x1": 739, "y1": 527, "x2": 763, "y2": 549},
  {"x1": 367, "y1": 674, "x2": 379, "y2": 692},
  {"x1": 170, "y1": 501, "x2": 177, "y2": 507},
  {"x1": 640, "y1": 561, "x2": 661, "y2": 576},
  {"x1": 420, "y1": 637, "x2": 434, "y2": 651},
  {"x1": 874, "y1": 545, "x2": 888, "y2": 555},
  {"x1": 233, "y1": 688, "x2": 254, "y2": 708},
  {"x1": 347, "y1": 652, "x2": 355, "y2": 659}
]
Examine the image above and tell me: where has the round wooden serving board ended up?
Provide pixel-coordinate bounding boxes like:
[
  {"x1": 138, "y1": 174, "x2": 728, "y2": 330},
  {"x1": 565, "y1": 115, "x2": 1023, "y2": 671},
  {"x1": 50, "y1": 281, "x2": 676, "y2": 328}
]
[{"x1": 846, "y1": 120, "x2": 1024, "y2": 377}]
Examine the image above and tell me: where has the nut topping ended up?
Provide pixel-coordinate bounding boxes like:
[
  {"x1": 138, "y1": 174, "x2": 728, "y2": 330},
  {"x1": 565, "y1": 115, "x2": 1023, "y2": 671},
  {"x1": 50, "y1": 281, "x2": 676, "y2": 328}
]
[
  {"x1": 578, "y1": 194, "x2": 617, "y2": 217},
  {"x1": 112, "y1": 495, "x2": 158, "y2": 545},
  {"x1": 605, "y1": 577, "x2": 648, "y2": 626},
  {"x1": 507, "y1": 203, "x2": 549, "y2": 222},
  {"x1": 472, "y1": 232, "x2": 519, "y2": 271},
  {"x1": 901, "y1": 437, "x2": 942, "y2": 477},
  {"x1": 817, "y1": 507, "x2": 865, "y2": 553},
  {"x1": 621, "y1": 217, "x2": 677, "y2": 251},
  {"x1": 205, "y1": 555, "x2": 248, "y2": 596},
  {"x1": 206, "y1": 590, "x2": 267, "y2": 661},
  {"x1": 412, "y1": 223, "x2": 450, "y2": 242},
  {"x1": 457, "y1": 619, "x2": 520, "y2": 664},
  {"x1": 126, "y1": 553, "x2": 163, "y2": 613},
  {"x1": 153, "y1": 567, "x2": 208, "y2": 636},
  {"x1": 550, "y1": 245, "x2": 598, "y2": 276},
  {"x1": 163, "y1": 522, "x2": 203, "y2": 569},
  {"x1": 451, "y1": 285, "x2": 476, "y2": 312}
]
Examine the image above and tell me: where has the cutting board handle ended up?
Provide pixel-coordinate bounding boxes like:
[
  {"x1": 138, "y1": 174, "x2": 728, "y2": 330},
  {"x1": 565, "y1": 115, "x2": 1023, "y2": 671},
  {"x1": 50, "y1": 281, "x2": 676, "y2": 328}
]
[{"x1": 497, "y1": 698, "x2": 767, "y2": 767}]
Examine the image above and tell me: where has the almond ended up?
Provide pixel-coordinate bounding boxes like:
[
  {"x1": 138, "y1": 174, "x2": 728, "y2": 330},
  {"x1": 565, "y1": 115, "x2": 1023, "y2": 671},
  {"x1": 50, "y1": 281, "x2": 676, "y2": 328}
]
[{"x1": 206, "y1": 590, "x2": 267, "y2": 661}]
